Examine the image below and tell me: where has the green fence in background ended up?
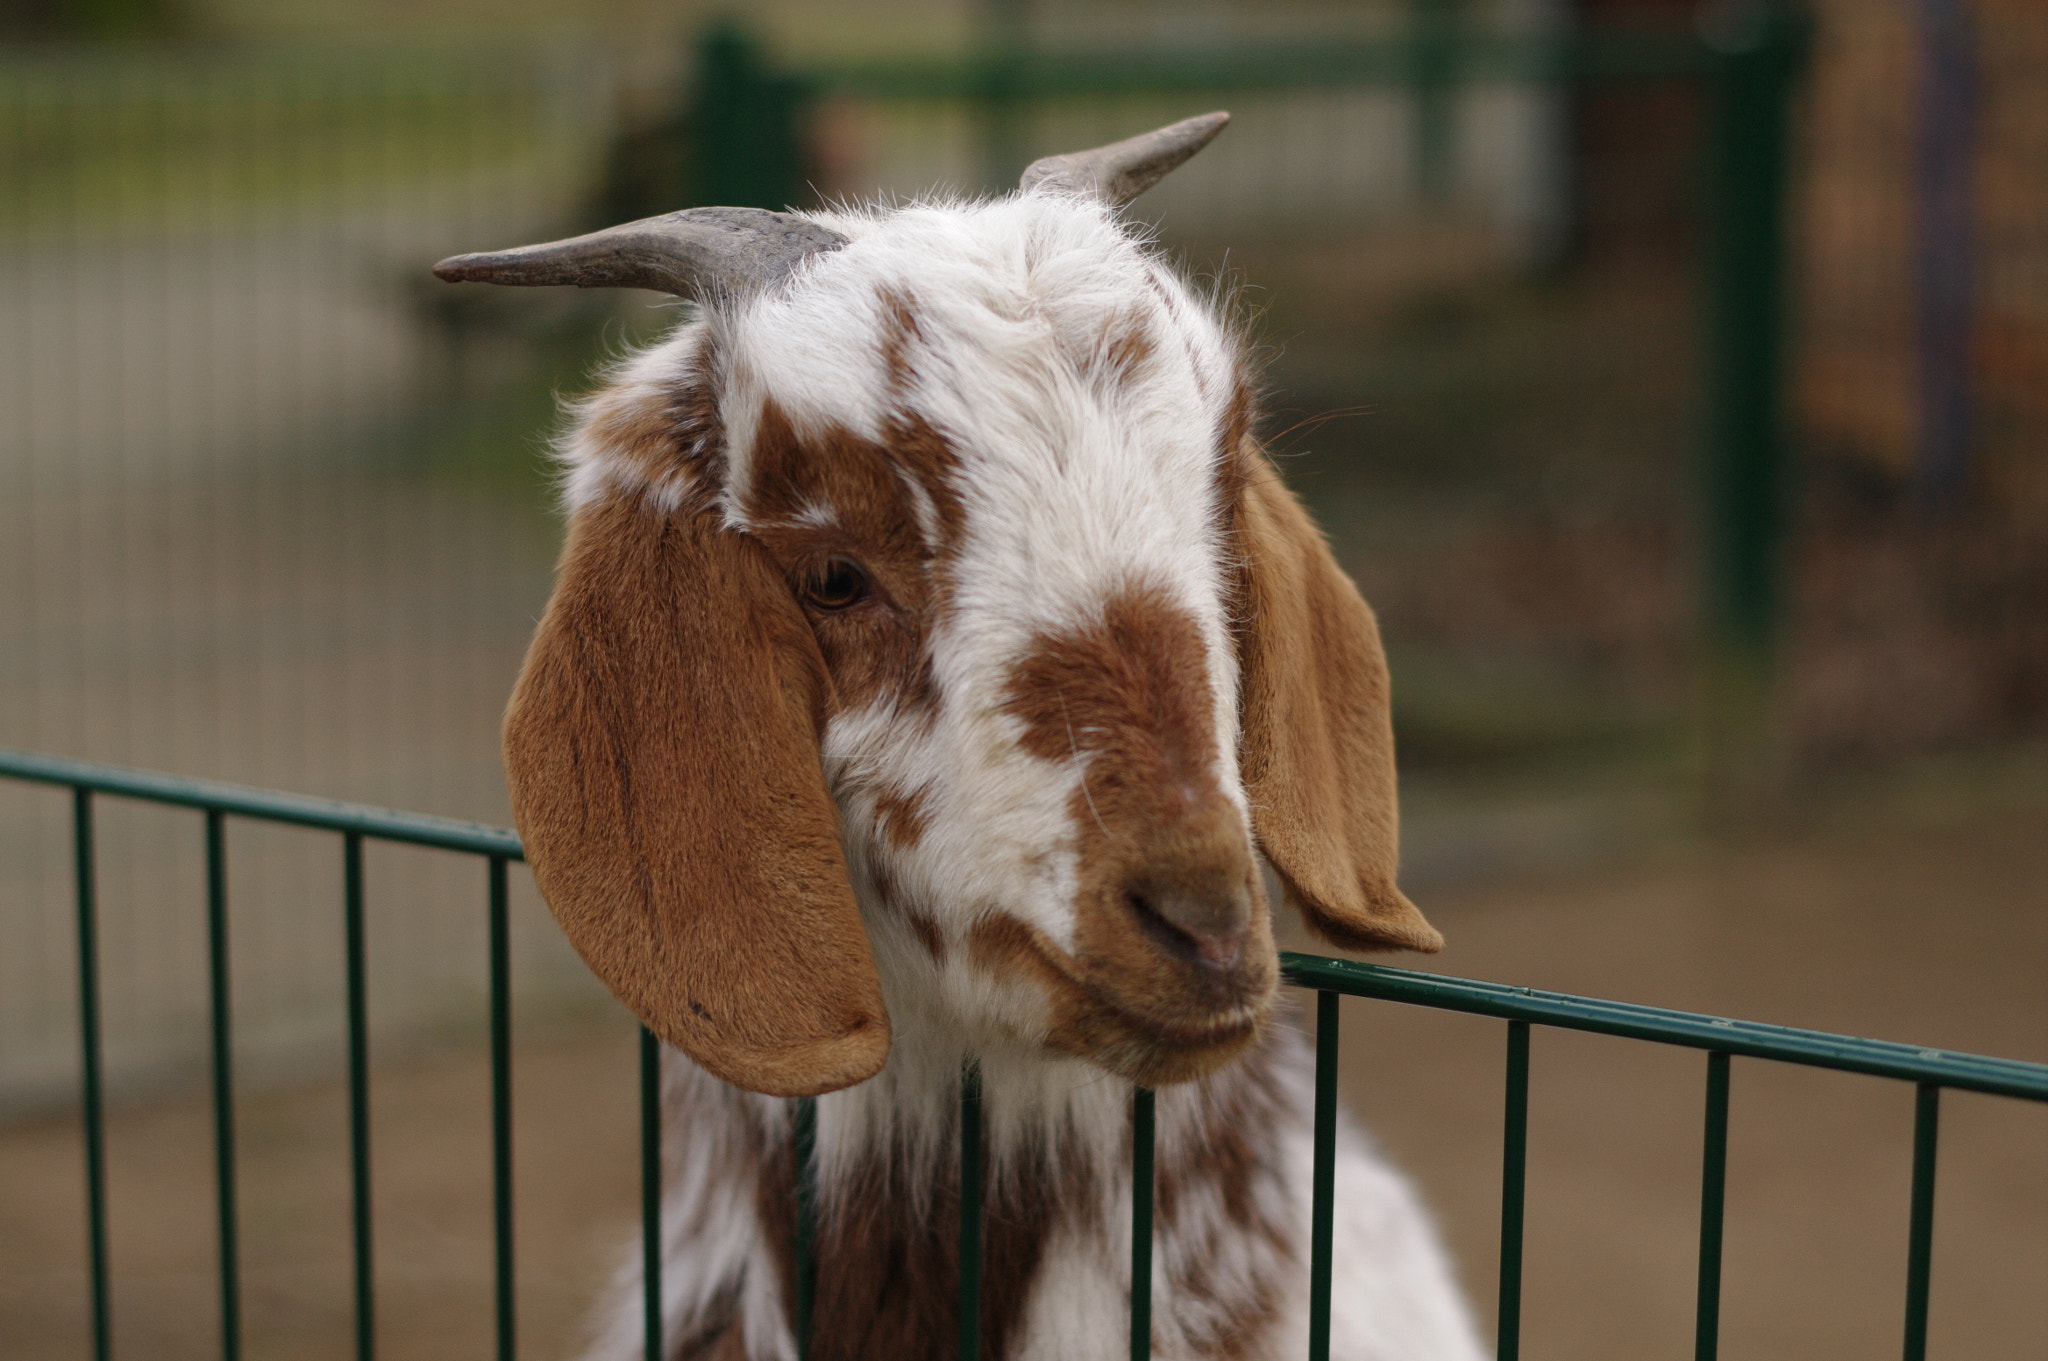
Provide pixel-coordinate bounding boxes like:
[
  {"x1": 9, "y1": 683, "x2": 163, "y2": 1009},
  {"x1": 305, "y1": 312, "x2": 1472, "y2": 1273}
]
[
  {"x1": 6, "y1": 744, "x2": 2043, "y2": 1361},
  {"x1": 0, "y1": 9, "x2": 1813, "y2": 1095}
]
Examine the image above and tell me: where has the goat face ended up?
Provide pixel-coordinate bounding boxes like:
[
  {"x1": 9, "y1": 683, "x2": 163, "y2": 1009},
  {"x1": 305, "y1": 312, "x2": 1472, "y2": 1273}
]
[
  {"x1": 738, "y1": 197, "x2": 1276, "y2": 1091},
  {"x1": 447, "y1": 119, "x2": 1443, "y2": 1099}
]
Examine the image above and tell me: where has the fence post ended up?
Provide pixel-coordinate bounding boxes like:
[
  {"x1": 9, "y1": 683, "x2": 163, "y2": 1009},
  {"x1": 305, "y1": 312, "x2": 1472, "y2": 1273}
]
[
  {"x1": 487, "y1": 857, "x2": 516, "y2": 1361},
  {"x1": 1129, "y1": 1087, "x2": 1155, "y2": 1361},
  {"x1": 1496, "y1": 1021, "x2": 1530, "y2": 1361},
  {"x1": 344, "y1": 834, "x2": 376, "y2": 1361},
  {"x1": 691, "y1": 22, "x2": 811, "y2": 212},
  {"x1": 957, "y1": 1064, "x2": 986, "y2": 1361},
  {"x1": 1697, "y1": 0, "x2": 1810, "y2": 814},
  {"x1": 73, "y1": 789, "x2": 112, "y2": 1361},
  {"x1": 1307, "y1": 991, "x2": 1340, "y2": 1361},
  {"x1": 641, "y1": 1028, "x2": 663, "y2": 1361},
  {"x1": 795, "y1": 1095, "x2": 818, "y2": 1359},
  {"x1": 205, "y1": 809, "x2": 243, "y2": 1361},
  {"x1": 1901, "y1": 1084, "x2": 1942, "y2": 1361},
  {"x1": 1911, "y1": 0, "x2": 1977, "y2": 507},
  {"x1": 1408, "y1": 0, "x2": 1463, "y2": 202},
  {"x1": 1693, "y1": 1051, "x2": 1732, "y2": 1361},
  {"x1": 977, "y1": 0, "x2": 1032, "y2": 190}
]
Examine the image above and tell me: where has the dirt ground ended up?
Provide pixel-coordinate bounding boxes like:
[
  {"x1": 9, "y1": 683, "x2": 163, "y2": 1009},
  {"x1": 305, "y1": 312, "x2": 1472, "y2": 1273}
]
[{"x1": 3, "y1": 763, "x2": 2044, "y2": 1361}]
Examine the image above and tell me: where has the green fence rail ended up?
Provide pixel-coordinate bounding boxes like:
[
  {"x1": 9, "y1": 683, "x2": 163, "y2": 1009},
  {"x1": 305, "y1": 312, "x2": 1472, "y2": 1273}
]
[{"x1": 5, "y1": 744, "x2": 2044, "y2": 1361}]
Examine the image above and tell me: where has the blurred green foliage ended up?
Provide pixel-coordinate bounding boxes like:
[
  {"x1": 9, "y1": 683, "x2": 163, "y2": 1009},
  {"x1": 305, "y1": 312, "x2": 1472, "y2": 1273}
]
[{"x1": 0, "y1": 52, "x2": 560, "y2": 241}]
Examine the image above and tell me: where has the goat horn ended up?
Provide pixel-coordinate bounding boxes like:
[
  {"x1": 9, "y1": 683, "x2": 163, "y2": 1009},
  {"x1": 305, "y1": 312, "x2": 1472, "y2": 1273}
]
[
  {"x1": 433, "y1": 206, "x2": 848, "y2": 298},
  {"x1": 1019, "y1": 111, "x2": 1230, "y2": 207}
]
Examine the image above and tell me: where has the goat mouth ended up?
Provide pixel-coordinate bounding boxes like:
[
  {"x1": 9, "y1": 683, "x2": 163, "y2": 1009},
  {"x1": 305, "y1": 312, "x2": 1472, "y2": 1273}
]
[
  {"x1": 968, "y1": 913, "x2": 1274, "y2": 1086},
  {"x1": 1065, "y1": 984, "x2": 1268, "y2": 1087}
]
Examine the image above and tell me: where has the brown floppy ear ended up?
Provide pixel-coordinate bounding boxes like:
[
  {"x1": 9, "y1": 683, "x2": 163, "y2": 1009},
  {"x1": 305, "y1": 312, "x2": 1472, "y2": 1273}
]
[
  {"x1": 1234, "y1": 452, "x2": 1444, "y2": 954},
  {"x1": 504, "y1": 492, "x2": 890, "y2": 1097}
]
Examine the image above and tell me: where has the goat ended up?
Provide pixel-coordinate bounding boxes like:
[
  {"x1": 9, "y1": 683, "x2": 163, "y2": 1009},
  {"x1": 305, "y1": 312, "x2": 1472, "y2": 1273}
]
[{"x1": 436, "y1": 113, "x2": 1486, "y2": 1361}]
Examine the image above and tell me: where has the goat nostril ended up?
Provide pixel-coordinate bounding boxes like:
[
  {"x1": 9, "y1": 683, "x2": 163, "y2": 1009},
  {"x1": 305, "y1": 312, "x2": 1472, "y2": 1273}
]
[{"x1": 1124, "y1": 888, "x2": 1248, "y2": 972}]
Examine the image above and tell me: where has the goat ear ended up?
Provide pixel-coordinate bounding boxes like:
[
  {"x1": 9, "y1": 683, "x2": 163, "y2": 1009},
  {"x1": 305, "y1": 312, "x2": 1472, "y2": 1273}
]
[
  {"x1": 1234, "y1": 454, "x2": 1444, "y2": 954},
  {"x1": 504, "y1": 494, "x2": 890, "y2": 1097}
]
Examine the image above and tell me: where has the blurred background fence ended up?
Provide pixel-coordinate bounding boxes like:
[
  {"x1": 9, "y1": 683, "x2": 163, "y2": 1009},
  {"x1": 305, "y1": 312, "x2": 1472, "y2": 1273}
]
[
  {"x1": 0, "y1": 40, "x2": 619, "y2": 1111},
  {"x1": 4, "y1": 0, "x2": 2045, "y2": 1115},
  {"x1": 3, "y1": 3, "x2": 2046, "y2": 1359}
]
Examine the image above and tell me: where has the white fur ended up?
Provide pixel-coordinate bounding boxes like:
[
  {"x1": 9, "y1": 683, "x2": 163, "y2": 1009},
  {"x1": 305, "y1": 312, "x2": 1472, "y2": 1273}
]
[{"x1": 559, "y1": 189, "x2": 1485, "y2": 1361}]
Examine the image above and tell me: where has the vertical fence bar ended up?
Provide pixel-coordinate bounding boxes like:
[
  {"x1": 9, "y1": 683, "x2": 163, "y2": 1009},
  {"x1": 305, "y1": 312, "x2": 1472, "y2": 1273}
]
[
  {"x1": 1910, "y1": 0, "x2": 1978, "y2": 505},
  {"x1": 958, "y1": 1063, "x2": 985, "y2": 1361},
  {"x1": 73, "y1": 788, "x2": 112, "y2": 1361},
  {"x1": 1408, "y1": 0, "x2": 1461, "y2": 201},
  {"x1": 1308, "y1": 990, "x2": 1339, "y2": 1361},
  {"x1": 1694, "y1": 1051, "x2": 1732, "y2": 1361},
  {"x1": 1130, "y1": 1087, "x2": 1155, "y2": 1361},
  {"x1": 343, "y1": 833, "x2": 375, "y2": 1361},
  {"x1": 794, "y1": 1095, "x2": 818, "y2": 1360},
  {"x1": 1497, "y1": 1021, "x2": 1530, "y2": 1361},
  {"x1": 1698, "y1": 0, "x2": 1808, "y2": 806},
  {"x1": 488, "y1": 856, "x2": 515, "y2": 1361},
  {"x1": 640, "y1": 1027, "x2": 662, "y2": 1361},
  {"x1": 976, "y1": 0, "x2": 1030, "y2": 188},
  {"x1": 1902, "y1": 1083, "x2": 1942, "y2": 1361},
  {"x1": 205, "y1": 809, "x2": 241, "y2": 1361}
]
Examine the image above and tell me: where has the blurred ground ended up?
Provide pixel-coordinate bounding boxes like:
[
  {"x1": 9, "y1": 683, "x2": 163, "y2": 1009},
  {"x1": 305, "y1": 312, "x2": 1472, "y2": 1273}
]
[
  {"x1": 1348, "y1": 746, "x2": 2048, "y2": 1361},
  {"x1": 4, "y1": 750, "x2": 2043, "y2": 1361}
]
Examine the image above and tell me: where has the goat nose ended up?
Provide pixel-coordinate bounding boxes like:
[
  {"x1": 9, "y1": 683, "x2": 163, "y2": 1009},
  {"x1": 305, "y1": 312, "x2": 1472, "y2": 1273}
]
[{"x1": 1125, "y1": 879, "x2": 1253, "y2": 972}]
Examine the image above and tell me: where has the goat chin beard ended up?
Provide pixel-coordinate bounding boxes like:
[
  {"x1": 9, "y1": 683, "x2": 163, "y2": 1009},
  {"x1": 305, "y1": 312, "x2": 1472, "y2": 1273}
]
[
  {"x1": 1019, "y1": 953, "x2": 1276, "y2": 1087},
  {"x1": 965, "y1": 911, "x2": 1279, "y2": 1087},
  {"x1": 1053, "y1": 1000, "x2": 1271, "y2": 1088}
]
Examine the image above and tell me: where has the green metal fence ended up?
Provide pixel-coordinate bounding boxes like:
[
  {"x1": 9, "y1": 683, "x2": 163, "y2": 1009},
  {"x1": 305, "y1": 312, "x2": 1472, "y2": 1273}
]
[
  {"x1": 0, "y1": 10, "x2": 1817, "y2": 1088},
  {"x1": 6, "y1": 743, "x2": 2044, "y2": 1361}
]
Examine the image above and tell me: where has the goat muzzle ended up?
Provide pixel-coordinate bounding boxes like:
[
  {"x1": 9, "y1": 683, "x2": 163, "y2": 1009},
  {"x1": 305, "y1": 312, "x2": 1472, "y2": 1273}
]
[{"x1": 1123, "y1": 873, "x2": 1254, "y2": 975}]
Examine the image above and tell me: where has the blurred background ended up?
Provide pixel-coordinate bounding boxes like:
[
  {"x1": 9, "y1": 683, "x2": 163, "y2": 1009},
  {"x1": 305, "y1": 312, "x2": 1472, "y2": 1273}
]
[{"x1": 2, "y1": 1, "x2": 2043, "y2": 1359}]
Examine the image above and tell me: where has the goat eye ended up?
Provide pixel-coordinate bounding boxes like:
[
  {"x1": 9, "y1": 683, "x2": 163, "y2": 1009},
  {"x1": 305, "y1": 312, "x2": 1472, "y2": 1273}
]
[{"x1": 803, "y1": 555, "x2": 871, "y2": 611}]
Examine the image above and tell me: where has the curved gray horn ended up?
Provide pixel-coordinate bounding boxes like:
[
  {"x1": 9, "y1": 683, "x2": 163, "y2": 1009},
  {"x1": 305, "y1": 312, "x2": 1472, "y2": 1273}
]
[
  {"x1": 1019, "y1": 111, "x2": 1230, "y2": 207},
  {"x1": 432, "y1": 206, "x2": 847, "y2": 298}
]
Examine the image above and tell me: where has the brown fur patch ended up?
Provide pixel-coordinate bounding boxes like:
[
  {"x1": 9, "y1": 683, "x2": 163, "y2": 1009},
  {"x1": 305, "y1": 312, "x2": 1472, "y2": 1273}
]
[
  {"x1": 1214, "y1": 379, "x2": 1256, "y2": 507},
  {"x1": 1001, "y1": 582, "x2": 1218, "y2": 771},
  {"x1": 745, "y1": 400, "x2": 941, "y2": 717},
  {"x1": 584, "y1": 332, "x2": 725, "y2": 490},
  {"x1": 881, "y1": 408, "x2": 968, "y2": 553},
  {"x1": 666, "y1": 335, "x2": 728, "y2": 478},
  {"x1": 1097, "y1": 315, "x2": 1155, "y2": 389},
  {"x1": 1155, "y1": 1032, "x2": 1299, "y2": 1359},
  {"x1": 752, "y1": 1116, "x2": 802, "y2": 1356},
  {"x1": 1144, "y1": 270, "x2": 1217, "y2": 400},
  {"x1": 869, "y1": 289, "x2": 967, "y2": 549},
  {"x1": 1198, "y1": 1274, "x2": 1287, "y2": 1361},
  {"x1": 586, "y1": 387, "x2": 682, "y2": 481},
  {"x1": 877, "y1": 287, "x2": 926, "y2": 399},
  {"x1": 872, "y1": 781, "x2": 930, "y2": 850},
  {"x1": 669, "y1": 1278, "x2": 744, "y2": 1361},
  {"x1": 903, "y1": 909, "x2": 946, "y2": 963},
  {"x1": 789, "y1": 1104, "x2": 1073, "y2": 1361}
]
